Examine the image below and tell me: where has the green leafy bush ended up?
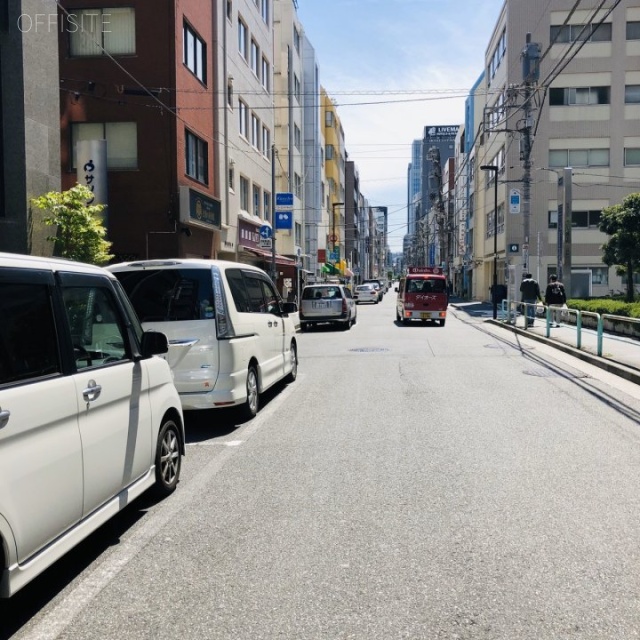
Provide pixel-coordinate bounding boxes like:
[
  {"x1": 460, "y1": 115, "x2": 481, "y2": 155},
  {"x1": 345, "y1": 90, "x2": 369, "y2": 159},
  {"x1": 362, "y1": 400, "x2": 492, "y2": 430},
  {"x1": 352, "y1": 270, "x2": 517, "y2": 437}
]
[{"x1": 568, "y1": 298, "x2": 640, "y2": 318}]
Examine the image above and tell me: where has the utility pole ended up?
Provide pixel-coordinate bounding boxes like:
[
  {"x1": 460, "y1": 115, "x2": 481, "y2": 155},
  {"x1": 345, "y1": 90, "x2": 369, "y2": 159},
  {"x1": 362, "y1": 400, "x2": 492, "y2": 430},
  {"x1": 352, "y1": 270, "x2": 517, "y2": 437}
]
[
  {"x1": 520, "y1": 33, "x2": 540, "y2": 274},
  {"x1": 558, "y1": 167, "x2": 573, "y2": 295}
]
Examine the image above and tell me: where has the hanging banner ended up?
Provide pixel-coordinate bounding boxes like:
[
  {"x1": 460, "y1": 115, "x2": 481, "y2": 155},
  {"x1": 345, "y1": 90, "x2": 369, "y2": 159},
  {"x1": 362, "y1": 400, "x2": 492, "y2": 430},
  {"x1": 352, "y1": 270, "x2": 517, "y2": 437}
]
[{"x1": 76, "y1": 139, "x2": 108, "y2": 222}]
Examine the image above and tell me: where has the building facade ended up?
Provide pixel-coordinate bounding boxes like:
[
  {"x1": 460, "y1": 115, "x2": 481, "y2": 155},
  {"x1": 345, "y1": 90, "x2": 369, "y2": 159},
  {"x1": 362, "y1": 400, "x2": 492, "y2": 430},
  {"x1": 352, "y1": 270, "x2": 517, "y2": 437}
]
[{"x1": 1, "y1": 1, "x2": 61, "y2": 255}]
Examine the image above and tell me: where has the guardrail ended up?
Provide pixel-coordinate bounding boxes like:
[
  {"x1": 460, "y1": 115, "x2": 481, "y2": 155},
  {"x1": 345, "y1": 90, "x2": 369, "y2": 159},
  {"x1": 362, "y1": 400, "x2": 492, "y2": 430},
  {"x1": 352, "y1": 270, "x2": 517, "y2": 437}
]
[{"x1": 500, "y1": 299, "x2": 640, "y2": 358}]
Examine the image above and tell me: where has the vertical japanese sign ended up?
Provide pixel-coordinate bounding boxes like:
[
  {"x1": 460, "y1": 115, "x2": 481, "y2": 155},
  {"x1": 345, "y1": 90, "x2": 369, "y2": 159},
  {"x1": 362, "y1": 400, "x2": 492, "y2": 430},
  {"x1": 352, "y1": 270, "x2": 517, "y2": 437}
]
[{"x1": 76, "y1": 139, "x2": 108, "y2": 222}]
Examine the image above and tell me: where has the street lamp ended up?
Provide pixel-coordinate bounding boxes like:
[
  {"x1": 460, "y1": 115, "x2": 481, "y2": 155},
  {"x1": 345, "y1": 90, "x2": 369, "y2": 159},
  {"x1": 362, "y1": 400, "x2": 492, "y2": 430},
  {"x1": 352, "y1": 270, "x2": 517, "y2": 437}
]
[
  {"x1": 480, "y1": 165, "x2": 499, "y2": 319},
  {"x1": 331, "y1": 202, "x2": 344, "y2": 275}
]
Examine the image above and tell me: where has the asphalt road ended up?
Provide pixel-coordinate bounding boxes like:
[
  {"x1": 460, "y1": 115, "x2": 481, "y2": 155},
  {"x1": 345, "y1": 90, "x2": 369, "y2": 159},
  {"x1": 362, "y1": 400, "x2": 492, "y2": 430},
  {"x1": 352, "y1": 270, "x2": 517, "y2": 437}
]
[{"x1": 5, "y1": 291, "x2": 640, "y2": 639}]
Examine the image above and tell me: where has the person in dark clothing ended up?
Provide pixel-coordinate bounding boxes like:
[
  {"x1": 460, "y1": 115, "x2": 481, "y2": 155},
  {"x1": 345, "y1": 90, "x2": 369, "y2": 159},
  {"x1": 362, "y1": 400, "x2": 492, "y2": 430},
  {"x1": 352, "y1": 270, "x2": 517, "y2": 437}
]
[
  {"x1": 544, "y1": 274, "x2": 567, "y2": 327},
  {"x1": 520, "y1": 272, "x2": 542, "y2": 327}
]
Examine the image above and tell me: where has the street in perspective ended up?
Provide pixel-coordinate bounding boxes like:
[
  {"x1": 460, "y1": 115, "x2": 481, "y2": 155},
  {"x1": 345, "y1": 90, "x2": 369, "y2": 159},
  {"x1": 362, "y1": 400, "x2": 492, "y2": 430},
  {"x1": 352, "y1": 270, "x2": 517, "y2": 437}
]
[
  {"x1": 4, "y1": 293, "x2": 640, "y2": 639},
  {"x1": 5, "y1": 0, "x2": 640, "y2": 637}
]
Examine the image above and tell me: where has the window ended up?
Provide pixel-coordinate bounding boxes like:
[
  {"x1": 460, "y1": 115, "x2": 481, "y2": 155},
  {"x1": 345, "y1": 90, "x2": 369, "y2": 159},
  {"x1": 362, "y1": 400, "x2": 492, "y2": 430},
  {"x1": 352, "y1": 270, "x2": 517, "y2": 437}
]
[
  {"x1": 238, "y1": 18, "x2": 247, "y2": 60},
  {"x1": 548, "y1": 209, "x2": 601, "y2": 229},
  {"x1": 251, "y1": 40, "x2": 259, "y2": 77},
  {"x1": 71, "y1": 122, "x2": 137, "y2": 169},
  {"x1": 294, "y1": 173, "x2": 302, "y2": 198},
  {"x1": 261, "y1": 57, "x2": 270, "y2": 91},
  {"x1": 115, "y1": 268, "x2": 215, "y2": 322},
  {"x1": 625, "y1": 85, "x2": 640, "y2": 103},
  {"x1": 550, "y1": 22, "x2": 612, "y2": 43},
  {"x1": 293, "y1": 26, "x2": 301, "y2": 53},
  {"x1": 627, "y1": 21, "x2": 640, "y2": 40},
  {"x1": 227, "y1": 78, "x2": 234, "y2": 107},
  {"x1": 227, "y1": 0, "x2": 232, "y2": 21},
  {"x1": 293, "y1": 74, "x2": 301, "y2": 103},
  {"x1": 69, "y1": 8, "x2": 135, "y2": 56},
  {"x1": 183, "y1": 22, "x2": 206, "y2": 84},
  {"x1": 238, "y1": 99, "x2": 248, "y2": 137},
  {"x1": 185, "y1": 129, "x2": 208, "y2": 184},
  {"x1": 549, "y1": 148, "x2": 609, "y2": 168},
  {"x1": 229, "y1": 162, "x2": 235, "y2": 191},
  {"x1": 251, "y1": 113, "x2": 260, "y2": 149},
  {"x1": 240, "y1": 176, "x2": 249, "y2": 210},
  {"x1": 62, "y1": 286, "x2": 127, "y2": 369},
  {"x1": 549, "y1": 86, "x2": 610, "y2": 106},
  {"x1": 253, "y1": 185, "x2": 261, "y2": 217},
  {"x1": 261, "y1": 0, "x2": 269, "y2": 24},
  {"x1": 325, "y1": 111, "x2": 334, "y2": 127},
  {"x1": 625, "y1": 148, "x2": 640, "y2": 166},
  {"x1": 263, "y1": 191, "x2": 271, "y2": 221},
  {"x1": 591, "y1": 267, "x2": 608, "y2": 285},
  {"x1": 294, "y1": 124, "x2": 301, "y2": 150},
  {"x1": 0, "y1": 282, "x2": 61, "y2": 384},
  {"x1": 262, "y1": 126, "x2": 270, "y2": 158},
  {"x1": 326, "y1": 144, "x2": 334, "y2": 160}
]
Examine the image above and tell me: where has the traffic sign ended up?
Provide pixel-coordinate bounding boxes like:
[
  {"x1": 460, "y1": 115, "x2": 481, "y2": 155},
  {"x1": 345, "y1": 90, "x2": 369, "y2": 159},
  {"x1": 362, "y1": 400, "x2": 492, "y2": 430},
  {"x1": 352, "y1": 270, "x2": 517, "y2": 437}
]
[
  {"x1": 329, "y1": 234, "x2": 338, "y2": 243},
  {"x1": 509, "y1": 189, "x2": 521, "y2": 214},
  {"x1": 508, "y1": 243, "x2": 519, "y2": 253},
  {"x1": 275, "y1": 192, "x2": 293, "y2": 210},
  {"x1": 259, "y1": 237, "x2": 272, "y2": 249},
  {"x1": 275, "y1": 211, "x2": 292, "y2": 230},
  {"x1": 259, "y1": 225, "x2": 272, "y2": 239}
]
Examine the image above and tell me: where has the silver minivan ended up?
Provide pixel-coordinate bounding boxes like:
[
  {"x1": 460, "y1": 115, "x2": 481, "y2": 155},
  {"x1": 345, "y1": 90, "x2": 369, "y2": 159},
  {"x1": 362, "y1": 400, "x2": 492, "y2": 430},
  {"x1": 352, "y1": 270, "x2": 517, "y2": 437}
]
[
  {"x1": 108, "y1": 259, "x2": 299, "y2": 418},
  {"x1": 0, "y1": 253, "x2": 184, "y2": 598}
]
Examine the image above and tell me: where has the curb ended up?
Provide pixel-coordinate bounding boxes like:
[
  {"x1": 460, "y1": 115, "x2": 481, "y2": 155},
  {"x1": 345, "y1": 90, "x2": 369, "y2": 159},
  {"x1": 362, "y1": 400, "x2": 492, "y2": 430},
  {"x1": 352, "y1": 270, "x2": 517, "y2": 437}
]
[{"x1": 486, "y1": 319, "x2": 640, "y2": 386}]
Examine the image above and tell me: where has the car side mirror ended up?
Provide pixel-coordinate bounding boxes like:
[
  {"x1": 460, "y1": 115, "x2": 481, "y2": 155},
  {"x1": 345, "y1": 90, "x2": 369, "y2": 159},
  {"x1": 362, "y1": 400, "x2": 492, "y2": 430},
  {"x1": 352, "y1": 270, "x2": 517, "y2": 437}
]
[
  {"x1": 140, "y1": 330, "x2": 169, "y2": 357},
  {"x1": 282, "y1": 301, "x2": 297, "y2": 314}
]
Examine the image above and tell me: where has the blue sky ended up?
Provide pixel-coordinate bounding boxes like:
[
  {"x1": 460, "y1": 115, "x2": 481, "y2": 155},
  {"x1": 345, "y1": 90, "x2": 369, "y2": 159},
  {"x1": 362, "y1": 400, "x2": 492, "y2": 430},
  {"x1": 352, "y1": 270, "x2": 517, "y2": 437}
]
[{"x1": 296, "y1": 0, "x2": 505, "y2": 252}]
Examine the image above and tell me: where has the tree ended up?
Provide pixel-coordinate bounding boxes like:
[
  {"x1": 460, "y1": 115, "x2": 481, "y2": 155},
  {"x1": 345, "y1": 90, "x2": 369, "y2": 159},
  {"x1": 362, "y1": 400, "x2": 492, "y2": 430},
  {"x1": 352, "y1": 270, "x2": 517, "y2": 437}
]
[
  {"x1": 599, "y1": 193, "x2": 640, "y2": 302},
  {"x1": 31, "y1": 184, "x2": 113, "y2": 265}
]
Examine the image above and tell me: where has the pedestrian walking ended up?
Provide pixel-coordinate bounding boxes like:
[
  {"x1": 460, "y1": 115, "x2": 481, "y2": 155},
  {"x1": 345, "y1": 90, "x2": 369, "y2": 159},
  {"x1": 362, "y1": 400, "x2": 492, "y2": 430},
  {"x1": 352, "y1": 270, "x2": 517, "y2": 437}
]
[
  {"x1": 544, "y1": 274, "x2": 567, "y2": 327},
  {"x1": 520, "y1": 272, "x2": 542, "y2": 327}
]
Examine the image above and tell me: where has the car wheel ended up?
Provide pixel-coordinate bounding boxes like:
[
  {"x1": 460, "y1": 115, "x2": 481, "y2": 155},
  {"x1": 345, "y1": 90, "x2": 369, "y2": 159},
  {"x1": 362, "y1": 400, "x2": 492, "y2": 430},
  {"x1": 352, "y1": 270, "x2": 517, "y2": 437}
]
[
  {"x1": 440, "y1": 319, "x2": 446, "y2": 327},
  {"x1": 153, "y1": 418, "x2": 182, "y2": 498},
  {"x1": 285, "y1": 342, "x2": 298, "y2": 382},
  {"x1": 240, "y1": 365, "x2": 259, "y2": 420}
]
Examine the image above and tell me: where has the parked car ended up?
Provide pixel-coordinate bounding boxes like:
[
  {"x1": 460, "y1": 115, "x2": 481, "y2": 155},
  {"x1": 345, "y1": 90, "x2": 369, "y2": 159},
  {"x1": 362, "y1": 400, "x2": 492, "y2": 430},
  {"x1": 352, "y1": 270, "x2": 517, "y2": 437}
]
[
  {"x1": 362, "y1": 279, "x2": 384, "y2": 301},
  {"x1": 354, "y1": 283, "x2": 379, "y2": 304},
  {"x1": 0, "y1": 252, "x2": 184, "y2": 598},
  {"x1": 108, "y1": 259, "x2": 298, "y2": 418},
  {"x1": 299, "y1": 284, "x2": 357, "y2": 331}
]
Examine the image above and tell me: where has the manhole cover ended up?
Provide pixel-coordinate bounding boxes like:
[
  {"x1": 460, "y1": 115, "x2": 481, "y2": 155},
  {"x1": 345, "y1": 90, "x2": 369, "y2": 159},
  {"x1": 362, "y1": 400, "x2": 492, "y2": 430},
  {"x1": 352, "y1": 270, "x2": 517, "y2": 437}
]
[{"x1": 349, "y1": 347, "x2": 389, "y2": 353}]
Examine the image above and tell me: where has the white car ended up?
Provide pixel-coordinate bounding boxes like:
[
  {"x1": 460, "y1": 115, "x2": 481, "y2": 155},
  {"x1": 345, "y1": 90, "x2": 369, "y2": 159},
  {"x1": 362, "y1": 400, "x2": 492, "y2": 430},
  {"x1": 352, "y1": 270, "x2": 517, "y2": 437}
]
[
  {"x1": 0, "y1": 252, "x2": 184, "y2": 598},
  {"x1": 354, "y1": 283, "x2": 379, "y2": 304},
  {"x1": 109, "y1": 259, "x2": 299, "y2": 418}
]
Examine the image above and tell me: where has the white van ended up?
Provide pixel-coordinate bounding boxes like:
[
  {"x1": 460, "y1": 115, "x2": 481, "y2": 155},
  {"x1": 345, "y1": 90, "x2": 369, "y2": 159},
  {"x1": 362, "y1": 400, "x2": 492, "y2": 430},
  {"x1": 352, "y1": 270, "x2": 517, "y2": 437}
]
[
  {"x1": 108, "y1": 259, "x2": 299, "y2": 418},
  {"x1": 0, "y1": 252, "x2": 184, "y2": 598}
]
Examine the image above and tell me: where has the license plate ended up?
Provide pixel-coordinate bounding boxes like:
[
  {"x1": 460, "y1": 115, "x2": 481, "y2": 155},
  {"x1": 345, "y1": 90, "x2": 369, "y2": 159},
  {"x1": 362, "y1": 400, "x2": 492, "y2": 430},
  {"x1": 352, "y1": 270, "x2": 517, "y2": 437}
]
[
  {"x1": 420, "y1": 312, "x2": 431, "y2": 319},
  {"x1": 312, "y1": 301, "x2": 328, "y2": 309}
]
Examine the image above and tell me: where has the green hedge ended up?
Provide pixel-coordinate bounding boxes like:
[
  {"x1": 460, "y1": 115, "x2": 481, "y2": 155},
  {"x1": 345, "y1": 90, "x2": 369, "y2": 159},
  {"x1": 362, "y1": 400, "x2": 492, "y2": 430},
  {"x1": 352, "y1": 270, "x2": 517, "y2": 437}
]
[{"x1": 567, "y1": 298, "x2": 640, "y2": 318}]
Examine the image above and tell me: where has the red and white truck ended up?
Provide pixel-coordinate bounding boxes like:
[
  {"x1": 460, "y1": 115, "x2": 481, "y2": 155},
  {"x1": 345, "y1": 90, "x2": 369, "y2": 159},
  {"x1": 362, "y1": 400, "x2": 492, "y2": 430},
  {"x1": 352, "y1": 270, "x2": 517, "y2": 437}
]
[{"x1": 395, "y1": 267, "x2": 449, "y2": 326}]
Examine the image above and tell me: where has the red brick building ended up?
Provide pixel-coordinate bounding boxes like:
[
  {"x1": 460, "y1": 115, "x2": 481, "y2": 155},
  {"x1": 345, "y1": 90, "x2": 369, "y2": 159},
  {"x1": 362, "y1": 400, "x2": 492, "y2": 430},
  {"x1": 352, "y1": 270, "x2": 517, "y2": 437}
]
[{"x1": 58, "y1": 1, "x2": 221, "y2": 260}]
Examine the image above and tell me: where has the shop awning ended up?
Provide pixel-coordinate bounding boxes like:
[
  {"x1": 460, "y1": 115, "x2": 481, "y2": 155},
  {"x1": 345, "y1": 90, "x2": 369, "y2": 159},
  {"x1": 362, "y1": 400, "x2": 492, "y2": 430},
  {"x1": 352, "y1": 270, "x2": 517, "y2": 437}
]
[
  {"x1": 322, "y1": 263, "x2": 340, "y2": 275},
  {"x1": 240, "y1": 245, "x2": 296, "y2": 266}
]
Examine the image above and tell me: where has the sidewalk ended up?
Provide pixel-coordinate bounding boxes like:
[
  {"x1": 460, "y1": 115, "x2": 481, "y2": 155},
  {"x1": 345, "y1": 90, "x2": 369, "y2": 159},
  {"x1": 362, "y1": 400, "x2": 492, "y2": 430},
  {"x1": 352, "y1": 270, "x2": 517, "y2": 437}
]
[{"x1": 450, "y1": 300, "x2": 640, "y2": 385}]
